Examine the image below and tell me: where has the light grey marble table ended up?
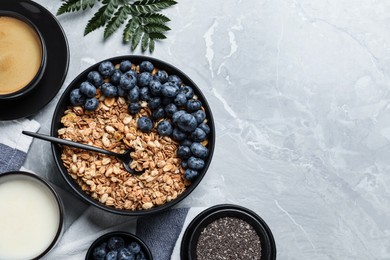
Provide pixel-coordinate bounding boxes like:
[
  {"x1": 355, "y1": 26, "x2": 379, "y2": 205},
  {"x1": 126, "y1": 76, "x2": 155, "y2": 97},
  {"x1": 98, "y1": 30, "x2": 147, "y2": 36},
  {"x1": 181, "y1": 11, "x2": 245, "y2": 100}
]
[{"x1": 23, "y1": 0, "x2": 390, "y2": 259}]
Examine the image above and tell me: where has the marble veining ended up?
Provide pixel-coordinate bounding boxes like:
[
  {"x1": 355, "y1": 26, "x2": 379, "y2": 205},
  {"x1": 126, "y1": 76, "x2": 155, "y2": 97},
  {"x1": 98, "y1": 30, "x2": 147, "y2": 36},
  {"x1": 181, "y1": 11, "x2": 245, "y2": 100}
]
[{"x1": 20, "y1": 0, "x2": 390, "y2": 259}]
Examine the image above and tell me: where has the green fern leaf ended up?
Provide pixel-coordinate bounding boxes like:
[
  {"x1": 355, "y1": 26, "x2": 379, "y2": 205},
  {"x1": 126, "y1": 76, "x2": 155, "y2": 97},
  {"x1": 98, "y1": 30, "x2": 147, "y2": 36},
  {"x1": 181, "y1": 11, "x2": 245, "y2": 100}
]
[
  {"x1": 141, "y1": 33, "x2": 150, "y2": 52},
  {"x1": 148, "y1": 32, "x2": 166, "y2": 39},
  {"x1": 139, "y1": 13, "x2": 170, "y2": 24},
  {"x1": 57, "y1": 0, "x2": 97, "y2": 15},
  {"x1": 130, "y1": 0, "x2": 177, "y2": 15},
  {"x1": 131, "y1": 26, "x2": 143, "y2": 51},
  {"x1": 84, "y1": 0, "x2": 119, "y2": 35},
  {"x1": 57, "y1": 0, "x2": 82, "y2": 15},
  {"x1": 123, "y1": 18, "x2": 139, "y2": 42},
  {"x1": 104, "y1": 5, "x2": 130, "y2": 39},
  {"x1": 149, "y1": 38, "x2": 155, "y2": 52},
  {"x1": 144, "y1": 23, "x2": 170, "y2": 34}
]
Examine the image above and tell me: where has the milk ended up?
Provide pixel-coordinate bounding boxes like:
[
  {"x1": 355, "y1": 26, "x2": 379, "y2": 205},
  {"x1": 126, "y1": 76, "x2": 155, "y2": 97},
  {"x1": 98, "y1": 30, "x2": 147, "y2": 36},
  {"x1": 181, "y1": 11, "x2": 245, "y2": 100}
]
[{"x1": 0, "y1": 175, "x2": 61, "y2": 259}]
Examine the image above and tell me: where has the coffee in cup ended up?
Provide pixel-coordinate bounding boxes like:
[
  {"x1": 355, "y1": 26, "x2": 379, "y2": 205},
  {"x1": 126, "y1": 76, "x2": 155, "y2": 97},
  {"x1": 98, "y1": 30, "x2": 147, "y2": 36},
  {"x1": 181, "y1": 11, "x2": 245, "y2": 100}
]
[{"x1": 0, "y1": 13, "x2": 46, "y2": 99}]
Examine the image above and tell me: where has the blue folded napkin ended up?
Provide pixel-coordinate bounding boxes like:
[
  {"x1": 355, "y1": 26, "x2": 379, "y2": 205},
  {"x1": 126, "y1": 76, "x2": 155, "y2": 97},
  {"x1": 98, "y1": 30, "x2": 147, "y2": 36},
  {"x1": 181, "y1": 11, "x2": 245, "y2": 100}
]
[{"x1": 0, "y1": 119, "x2": 40, "y2": 173}]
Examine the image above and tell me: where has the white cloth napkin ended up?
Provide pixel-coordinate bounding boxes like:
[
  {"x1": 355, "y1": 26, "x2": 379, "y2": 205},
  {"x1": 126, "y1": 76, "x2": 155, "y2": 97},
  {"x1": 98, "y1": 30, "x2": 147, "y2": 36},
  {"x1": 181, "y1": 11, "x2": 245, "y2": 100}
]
[{"x1": 0, "y1": 118, "x2": 40, "y2": 173}]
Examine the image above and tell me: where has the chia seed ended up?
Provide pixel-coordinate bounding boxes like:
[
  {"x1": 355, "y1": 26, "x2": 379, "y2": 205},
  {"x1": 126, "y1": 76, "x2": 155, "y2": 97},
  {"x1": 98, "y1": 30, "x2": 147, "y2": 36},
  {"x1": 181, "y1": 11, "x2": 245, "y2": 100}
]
[{"x1": 196, "y1": 217, "x2": 262, "y2": 260}]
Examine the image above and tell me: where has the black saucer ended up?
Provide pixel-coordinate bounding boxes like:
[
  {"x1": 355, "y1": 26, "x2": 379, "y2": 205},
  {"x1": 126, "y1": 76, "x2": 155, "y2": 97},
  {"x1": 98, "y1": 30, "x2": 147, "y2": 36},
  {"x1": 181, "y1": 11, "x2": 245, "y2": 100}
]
[{"x1": 0, "y1": 0, "x2": 69, "y2": 120}]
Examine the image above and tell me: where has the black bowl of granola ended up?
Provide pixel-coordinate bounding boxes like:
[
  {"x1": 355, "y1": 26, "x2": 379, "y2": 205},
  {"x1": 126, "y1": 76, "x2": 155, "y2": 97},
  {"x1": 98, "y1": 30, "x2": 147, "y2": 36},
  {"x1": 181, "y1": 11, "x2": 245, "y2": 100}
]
[{"x1": 51, "y1": 55, "x2": 215, "y2": 216}]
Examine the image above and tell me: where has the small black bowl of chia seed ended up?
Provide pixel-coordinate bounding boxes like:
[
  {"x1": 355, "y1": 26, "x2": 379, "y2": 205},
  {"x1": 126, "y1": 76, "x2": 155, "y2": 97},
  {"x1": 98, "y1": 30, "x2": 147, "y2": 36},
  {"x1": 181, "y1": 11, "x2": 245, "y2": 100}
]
[{"x1": 180, "y1": 204, "x2": 276, "y2": 260}]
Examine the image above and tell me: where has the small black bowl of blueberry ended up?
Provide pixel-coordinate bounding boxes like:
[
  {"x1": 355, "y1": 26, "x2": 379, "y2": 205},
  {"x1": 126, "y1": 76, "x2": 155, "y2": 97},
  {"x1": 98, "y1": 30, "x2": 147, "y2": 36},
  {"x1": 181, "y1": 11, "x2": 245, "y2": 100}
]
[{"x1": 86, "y1": 231, "x2": 152, "y2": 260}]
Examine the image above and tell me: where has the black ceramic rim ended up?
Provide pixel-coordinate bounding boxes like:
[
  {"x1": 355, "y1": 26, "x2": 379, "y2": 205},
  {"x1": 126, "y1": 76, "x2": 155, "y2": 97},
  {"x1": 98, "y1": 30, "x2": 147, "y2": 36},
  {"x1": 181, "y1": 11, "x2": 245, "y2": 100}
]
[
  {"x1": 0, "y1": 171, "x2": 64, "y2": 260},
  {"x1": 180, "y1": 204, "x2": 277, "y2": 260},
  {"x1": 0, "y1": 11, "x2": 47, "y2": 100},
  {"x1": 85, "y1": 231, "x2": 153, "y2": 260},
  {"x1": 51, "y1": 55, "x2": 215, "y2": 216}
]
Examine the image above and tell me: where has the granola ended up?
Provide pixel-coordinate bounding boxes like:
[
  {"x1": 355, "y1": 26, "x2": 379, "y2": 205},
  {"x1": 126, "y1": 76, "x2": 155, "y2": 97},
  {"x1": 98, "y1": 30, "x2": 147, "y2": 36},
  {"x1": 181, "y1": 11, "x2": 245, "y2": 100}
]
[{"x1": 58, "y1": 96, "x2": 191, "y2": 211}]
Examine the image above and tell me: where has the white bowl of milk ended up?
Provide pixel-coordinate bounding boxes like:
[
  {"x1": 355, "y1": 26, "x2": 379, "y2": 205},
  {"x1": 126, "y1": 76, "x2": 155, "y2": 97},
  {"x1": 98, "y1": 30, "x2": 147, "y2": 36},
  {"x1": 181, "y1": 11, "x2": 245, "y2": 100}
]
[{"x1": 0, "y1": 171, "x2": 63, "y2": 259}]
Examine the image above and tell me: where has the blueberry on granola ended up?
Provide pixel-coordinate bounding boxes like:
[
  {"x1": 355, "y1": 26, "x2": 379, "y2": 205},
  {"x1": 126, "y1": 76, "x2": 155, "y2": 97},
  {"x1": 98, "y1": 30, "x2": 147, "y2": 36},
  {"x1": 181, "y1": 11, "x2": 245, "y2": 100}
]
[
  {"x1": 149, "y1": 80, "x2": 162, "y2": 96},
  {"x1": 177, "y1": 145, "x2": 191, "y2": 159},
  {"x1": 139, "y1": 87, "x2": 151, "y2": 101},
  {"x1": 152, "y1": 107, "x2": 165, "y2": 120},
  {"x1": 119, "y1": 60, "x2": 132, "y2": 72},
  {"x1": 157, "y1": 120, "x2": 173, "y2": 136},
  {"x1": 101, "y1": 82, "x2": 118, "y2": 97},
  {"x1": 128, "y1": 102, "x2": 141, "y2": 115},
  {"x1": 184, "y1": 168, "x2": 199, "y2": 181},
  {"x1": 190, "y1": 142, "x2": 208, "y2": 158},
  {"x1": 84, "y1": 97, "x2": 99, "y2": 111},
  {"x1": 187, "y1": 156, "x2": 205, "y2": 170},
  {"x1": 138, "y1": 72, "x2": 153, "y2": 87},
  {"x1": 192, "y1": 110, "x2": 206, "y2": 124},
  {"x1": 98, "y1": 61, "x2": 115, "y2": 78},
  {"x1": 168, "y1": 74, "x2": 182, "y2": 86},
  {"x1": 177, "y1": 113, "x2": 198, "y2": 132},
  {"x1": 198, "y1": 123, "x2": 210, "y2": 135},
  {"x1": 70, "y1": 88, "x2": 86, "y2": 106},
  {"x1": 110, "y1": 69, "x2": 123, "y2": 85},
  {"x1": 164, "y1": 103, "x2": 178, "y2": 118},
  {"x1": 172, "y1": 127, "x2": 187, "y2": 141},
  {"x1": 161, "y1": 82, "x2": 179, "y2": 98},
  {"x1": 128, "y1": 86, "x2": 140, "y2": 102},
  {"x1": 79, "y1": 81, "x2": 96, "y2": 98},
  {"x1": 154, "y1": 70, "x2": 168, "y2": 83},
  {"x1": 87, "y1": 70, "x2": 104, "y2": 87},
  {"x1": 137, "y1": 116, "x2": 153, "y2": 133},
  {"x1": 190, "y1": 127, "x2": 207, "y2": 142},
  {"x1": 186, "y1": 99, "x2": 202, "y2": 112},
  {"x1": 139, "y1": 61, "x2": 154, "y2": 73},
  {"x1": 174, "y1": 93, "x2": 187, "y2": 107},
  {"x1": 179, "y1": 85, "x2": 194, "y2": 99},
  {"x1": 148, "y1": 97, "x2": 162, "y2": 110},
  {"x1": 119, "y1": 71, "x2": 137, "y2": 90}
]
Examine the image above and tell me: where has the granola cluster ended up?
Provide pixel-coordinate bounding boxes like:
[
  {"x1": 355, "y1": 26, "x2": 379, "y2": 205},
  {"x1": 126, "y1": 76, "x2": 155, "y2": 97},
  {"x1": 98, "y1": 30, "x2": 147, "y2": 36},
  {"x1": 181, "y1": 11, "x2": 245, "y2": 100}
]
[{"x1": 58, "y1": 95, "x2": 190, "y2": 211}]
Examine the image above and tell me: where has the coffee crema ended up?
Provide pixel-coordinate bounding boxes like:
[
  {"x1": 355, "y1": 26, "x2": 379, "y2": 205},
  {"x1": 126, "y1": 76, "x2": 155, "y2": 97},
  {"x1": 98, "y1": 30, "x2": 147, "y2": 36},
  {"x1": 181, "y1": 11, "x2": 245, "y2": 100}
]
[{"x1": 0, "y1": 16, "x2": 43, "y2": 95}]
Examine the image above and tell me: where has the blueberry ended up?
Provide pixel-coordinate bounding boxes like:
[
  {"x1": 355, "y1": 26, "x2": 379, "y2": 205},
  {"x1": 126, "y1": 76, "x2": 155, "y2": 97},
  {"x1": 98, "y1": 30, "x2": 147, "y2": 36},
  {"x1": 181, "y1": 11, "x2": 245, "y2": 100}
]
[
  {"x1": 128, "y1": 102, "x2": 141, "y2": 115},
  {"x1": 191, "y1": 128, "x2": 207, "y2": 142},
  {"x1": 119, "y1": 71, "x2": 137, "y2": 90},
  {"x1": 177, "y1": 113, "x2": 198, "y2": 132},
  {"x1": 161, "y1": 82, "x2": 179, "y2": 98},
  {"x1": 148, "y1": 97, "x2": 162, "y2": 110},
  {"x1": 139, "y1": 61, "x2": 154, "y2": 72},
  {"x1": 107, "y1": 236, "x2": 125, "y2": 251},
  {"x1": 172, "y1": 127, "x2": 187, "y2": 141},
  {"x1": 164, "y1": 103, "x2": 178, "y2": 117},
  {"x1": 152, "y1": 107, "x2": 165, "y2": 120},
  {"x1": 84, "y1": 97, "x2": 99, "y2": 111},
  {"x1": 139, "y1": 87, "x2": 151, "y2": 101},
  {"x1": 128, "y1": 86, "x2": 140, "y2": 102},
  {"x1": 180, "y1": 85, "x2": 194, "y2": 99},
  {"x1": 168, "y1": 74, "x2": 182, "y2": 85},
  {"x1": 184, "y1": 168, "x2": 199, "y2": 181},
  {"x1": 80, "y1": 81, "x2": 96, "y2": 98},
  {"x1": 174, "y1": 93, "x2": 187, "y2": 107},
  {"x1": 154, "y1": 70, "x2": 168, "y2": 83},
  {"x1": 162, "y1": 97, "x2": 174, "y2": 105},
  {"x1": 137, "y1": 116, "x2": 153, "y2": 133},
  {"x1": 117, "y1": 248, "x2": 135, "y2": 260},
  {"x1": 127, "y1": 242, "x2": 141, "y2": 254},
  {"x1": 198, "y1": 123, "x2": 210, "y2": 135},
  {"x1": 187, "y1": 99, "x2": 202, "y2": 112},
  {"x1": 149, "y1": 80, "x2": 162, "y2": 96},
  {"x1": 181, "y1": 160, "x2": 188, "y2": 169},
  {"x1": 181, "y1": 139, "x2": 193, "y2": 147},
  {"x1": 187, "y1": 156, "x2": 205, "y2": 170},
  {"x1": 119, "y1": 60, "x2": 132, "y2": 72},
  {"x1": 110, "y1": 69, "x2": 123, "y2": 85},
  {"x1": 117, "y1": 86, "x2": 128, "y2": 97},
  {"x1": 93, "y1": 242, "x2": 107, "y2": 260},
  {"x1": 70, "y1": 88, "x2": 86, "y2": 106},
  {"x1": 87, "y1": 70, "x2": 104, "y2": 87},
  {"x1": 101, "y1": 82, "x2": 118, "y2": 97},
  {"x1": 190, "y1": 142, "x2": 208, "y2": 158},
  {"x1": 138, "y1": 72, "x2": 152, "y2": 87},
  {"x1": 157, "y1": 120, "x2": 173, "y2": 136},
  {"x1": 177, "y1": 145, "x2": 191, "y2": 159},
  {"x1": 172, "y1": 110, "x2": 186, "y2": 125},
  {"x1": 98, "y1": 61, "x2": 115, "y2": 78},
  {"x1": 192, "y1": 110, "x2": 206, "y2": 124},
  {"x1": 105, "y1": 250, "x2": 118, "y2": 260},
  {"x1": 135, "y1": 251, "x2": 146, "y2": 260}
]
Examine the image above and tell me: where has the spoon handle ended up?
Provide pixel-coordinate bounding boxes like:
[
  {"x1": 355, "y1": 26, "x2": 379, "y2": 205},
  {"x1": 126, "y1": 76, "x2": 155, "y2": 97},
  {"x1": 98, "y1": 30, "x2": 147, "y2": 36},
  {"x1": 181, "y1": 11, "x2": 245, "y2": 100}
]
[{"x1": 22, "y1": 131, "x2": 119, "y2": 157}]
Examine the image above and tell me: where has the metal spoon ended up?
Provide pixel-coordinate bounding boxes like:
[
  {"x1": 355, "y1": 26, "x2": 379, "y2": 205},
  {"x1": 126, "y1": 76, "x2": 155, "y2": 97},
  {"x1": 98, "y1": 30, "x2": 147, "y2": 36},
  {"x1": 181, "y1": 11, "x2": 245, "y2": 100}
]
[{"x1": 22, "y1": 131, "x2": 141, "y2": 175}]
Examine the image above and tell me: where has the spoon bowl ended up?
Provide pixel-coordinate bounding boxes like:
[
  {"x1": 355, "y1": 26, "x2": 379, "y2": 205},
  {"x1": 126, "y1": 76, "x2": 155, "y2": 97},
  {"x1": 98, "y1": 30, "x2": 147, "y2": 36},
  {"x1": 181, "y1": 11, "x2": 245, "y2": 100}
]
[{"x1": 22, "y1": 131, "x2": 140, "y2": 175}]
